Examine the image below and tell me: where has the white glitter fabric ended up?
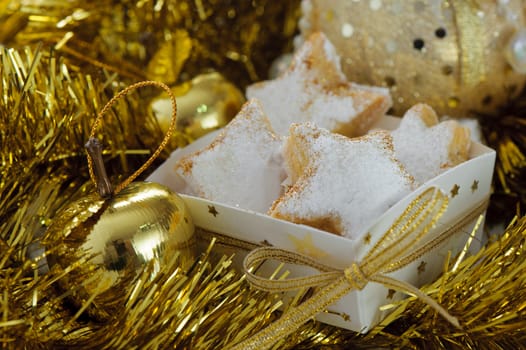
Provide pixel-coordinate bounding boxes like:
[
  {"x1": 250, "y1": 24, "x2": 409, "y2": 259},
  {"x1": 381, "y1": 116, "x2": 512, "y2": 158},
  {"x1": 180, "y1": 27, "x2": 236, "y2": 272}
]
[
  {"x1": 246, "y1": 32, "x2": 392, "y2": 137},
  {"x1": 269, "y1": 123, "x2": 415, "y2": 239},
  {"x1": 174, "y1": 99, "x2": 285, "y2": 213}
]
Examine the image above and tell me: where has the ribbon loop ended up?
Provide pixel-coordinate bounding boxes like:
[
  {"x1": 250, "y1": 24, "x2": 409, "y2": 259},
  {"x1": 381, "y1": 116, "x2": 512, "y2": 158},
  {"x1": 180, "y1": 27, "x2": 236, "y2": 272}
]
[
  {"x1": 244, "y1": 247, "x2": 343, "y2": 292},
  {"x1": 344, "y1": 263, "x2": 368, "y2": 290},
  {"x1": 230, "y1": 187, "x2": 488, "y2": 350}
]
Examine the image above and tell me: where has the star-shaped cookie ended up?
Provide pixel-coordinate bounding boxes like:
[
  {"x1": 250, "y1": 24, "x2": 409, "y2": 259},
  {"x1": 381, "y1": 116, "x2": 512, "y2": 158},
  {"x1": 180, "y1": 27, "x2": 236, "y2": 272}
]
[
  {"x1": 391, "y1": 104, "x2": 471, "y2": 184},
  {"x1": 246, "y1": 32, "x2": 392, "y2": 137},
  {"x1": 174, "y1": 99, "x2": 285, "y2": 213},
  {"x1": 269, "y1": 123, "x2": 415, "y2": 239}
]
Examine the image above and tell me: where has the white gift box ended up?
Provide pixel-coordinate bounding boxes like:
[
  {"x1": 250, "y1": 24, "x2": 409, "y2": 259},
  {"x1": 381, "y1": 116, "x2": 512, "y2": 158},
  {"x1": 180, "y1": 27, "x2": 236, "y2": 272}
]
[{"x1": 148, "y1": 116, "x2": 495, "y2": 332}]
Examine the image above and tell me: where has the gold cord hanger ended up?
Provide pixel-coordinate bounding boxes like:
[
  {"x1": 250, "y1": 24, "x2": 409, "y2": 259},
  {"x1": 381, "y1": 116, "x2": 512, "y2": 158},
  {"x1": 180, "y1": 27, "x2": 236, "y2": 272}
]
[{"x1": 85, "y1": 81, "x2": 177, "y2": 198}]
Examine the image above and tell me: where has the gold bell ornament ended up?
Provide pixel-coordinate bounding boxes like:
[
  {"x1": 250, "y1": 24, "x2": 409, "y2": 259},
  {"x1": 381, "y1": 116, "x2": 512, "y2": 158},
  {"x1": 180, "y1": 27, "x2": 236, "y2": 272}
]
[
  {"x1": 300, "y1": 0, "x2": 526, "y2": 117},
  {"x1": 151, "y1": 72, "x2": 245, "y2": 140},
  {"x1": 38, "y1": 81, "x2": 196, "y2": 321}
]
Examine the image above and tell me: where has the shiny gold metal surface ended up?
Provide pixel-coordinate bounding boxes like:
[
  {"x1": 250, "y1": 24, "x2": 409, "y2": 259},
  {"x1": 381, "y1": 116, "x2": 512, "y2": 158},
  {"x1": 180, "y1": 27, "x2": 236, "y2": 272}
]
[
  {"x1": 42, "y1": 181, "x2": 195, "y2": 320},
  {"x1": 152, "y1": 72, "x2": 245, "y2": 140}
]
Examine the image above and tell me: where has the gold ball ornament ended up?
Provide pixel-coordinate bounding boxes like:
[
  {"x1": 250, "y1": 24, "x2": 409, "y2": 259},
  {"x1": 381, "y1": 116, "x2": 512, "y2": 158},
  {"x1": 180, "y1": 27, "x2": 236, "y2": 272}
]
[
  {"x1": 300, "y1": 0, "x2": 526, "y2": 117},
  {"x1": 41, "y1": 182, "x2": 195, "y2": 321},
  {"x1": 151, "y1": 72, "x2": 245, "y2": 140},
  {"x1": 36, "y1": 81, "x2": 196, "y2": 321}
]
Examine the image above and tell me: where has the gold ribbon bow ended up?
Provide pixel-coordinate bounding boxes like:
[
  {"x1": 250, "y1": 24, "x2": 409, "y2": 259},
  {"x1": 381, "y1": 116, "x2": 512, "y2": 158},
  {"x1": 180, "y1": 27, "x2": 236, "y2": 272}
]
[{"x1": 230, "y1": 187, "x2": 488, "y2": 350}]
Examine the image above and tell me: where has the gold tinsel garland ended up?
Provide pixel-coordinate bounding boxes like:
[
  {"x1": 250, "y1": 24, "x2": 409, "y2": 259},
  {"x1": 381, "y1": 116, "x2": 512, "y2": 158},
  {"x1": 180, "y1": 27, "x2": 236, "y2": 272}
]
[
  {"x1": 1, "y1": 43, "x2": 526, "y2": 349},
  {"x1": 478, "y1": 94, "x2": 526, "y2": 224},
  {"x1": 1, "y1": 1, "x2": 526, "y2": 348},
  {"x1": 0, "y1": 45, "x2": 187, "y2": 229},
  {"x1": 0, "y1": 45, "x2": 285, "y2": 349},
  {"x1": 372, "y1": 217, "x2": 526, "y2": 349},
  {"x1": 1, "y1": 0, "x2": 301, "y2": 88}
]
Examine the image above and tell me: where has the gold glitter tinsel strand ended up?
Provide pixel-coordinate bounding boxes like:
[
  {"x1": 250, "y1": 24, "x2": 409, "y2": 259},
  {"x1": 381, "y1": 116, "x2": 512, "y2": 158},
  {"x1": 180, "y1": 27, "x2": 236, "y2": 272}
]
[
  {"x1": 0, "y1": 44, "x2": 185, "y2": 347},
  {"x1": 1, "y1": 3, "x2": 526, "y2": 348},
  {"x1": 0, "y1": 44, "x2": 288, "y2": 349},
  {"x1": 261, "y1": 215, "x2": 525, "y2": 349},
  {"x1": 360, "y1": 217, "x2": 526, "y2": 349},
  {"x1": 479, "y1": 92, "x2": 526, "y2": 224},
  {"x1": 42, "y1": 240, "x2": 287, "y2": 349},
  {"x1": 1, "y1": 0, "x2": 301, "y2": 88},
  {"x1": 0, "y1": 44, "x2": 187, "y2": 225}
]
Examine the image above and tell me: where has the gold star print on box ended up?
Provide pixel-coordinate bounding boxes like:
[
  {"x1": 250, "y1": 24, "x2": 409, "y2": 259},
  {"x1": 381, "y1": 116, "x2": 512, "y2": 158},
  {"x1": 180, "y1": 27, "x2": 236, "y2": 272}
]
[
  {"x1": 207, "y1": 205, "x2": 219, "y2": 217},
  {"x1": 471, "y1": 180, "x2": 479, "y2": 193},
  {"x1": 386, "y1": 289, "x2": 396, "y2": 300},
  {"x1": 363, "y1": 232, "x2": 372, "y2": 245},
  {"x1": 450, "y1": 184, "x2": 460, "y2": 198},
  {"x1": 417, "y1": 261, "x2": 427, "y2": 274}
]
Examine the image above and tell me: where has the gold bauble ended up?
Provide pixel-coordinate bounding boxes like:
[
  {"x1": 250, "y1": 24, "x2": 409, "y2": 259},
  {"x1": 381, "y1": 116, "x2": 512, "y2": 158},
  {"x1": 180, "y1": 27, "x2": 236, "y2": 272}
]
[
  {"x1": 300, "y1": 0, "x2": 526, "y2": 117},
  {"x1": 152, "y1": 72, "x2": 245, "y2": 140},
  {"x1": 41, "y1": 181, "x2": 195, "y2": 321}
]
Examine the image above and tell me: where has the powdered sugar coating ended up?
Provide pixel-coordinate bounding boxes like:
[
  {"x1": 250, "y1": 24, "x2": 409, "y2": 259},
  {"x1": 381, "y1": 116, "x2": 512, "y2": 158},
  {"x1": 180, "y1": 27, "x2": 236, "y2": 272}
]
[
  {"x1": 391, "y1": 104, "x2": 471, "y2": 184},
  {"x1": 174, "y1": 99, "x2": 285, "y2": 213},
  {"x1": 270, "y1": 123, "x2": 415, "y2": 239},
  {"x1": 246, "y1": 32, "x2": 391, "y2": 137}
]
